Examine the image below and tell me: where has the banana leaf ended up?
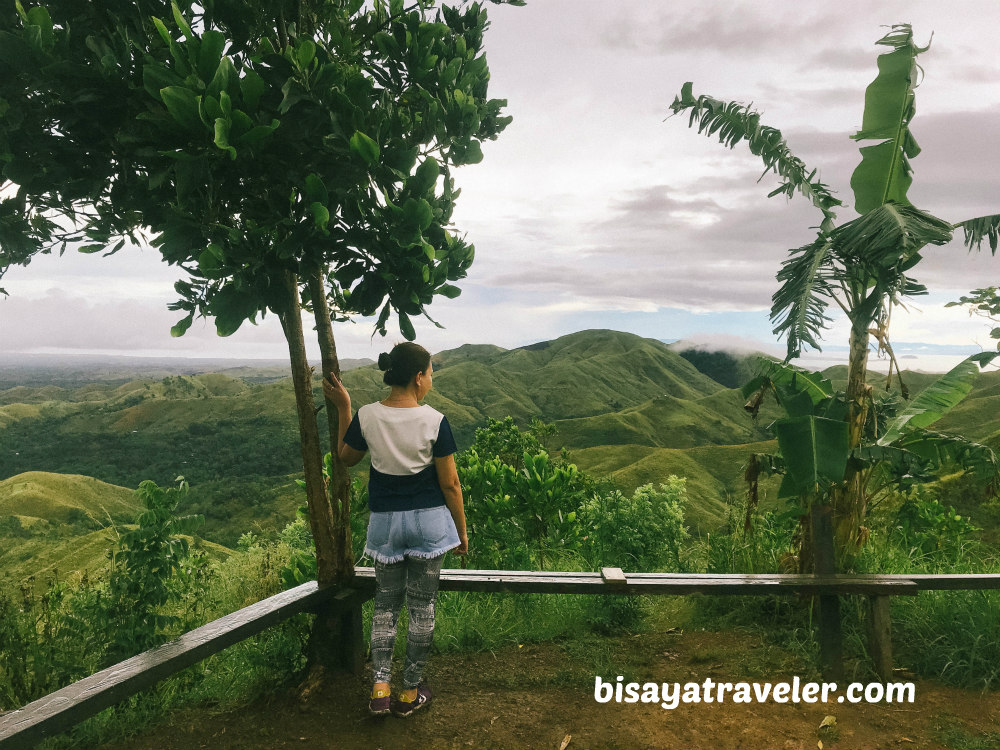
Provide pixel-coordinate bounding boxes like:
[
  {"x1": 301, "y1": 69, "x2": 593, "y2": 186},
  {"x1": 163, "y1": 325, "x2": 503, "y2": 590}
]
[
  {"x1": 849, "y1": 25, "x2": 929, "y2": 214},
  {"x1": 670, "y1": 82, "x2": 841, "y2": 233},
  {"x1": 955, "y1": 213, "x2": 1000, "y2": 255},
  {"x1": 879, "y1": 351, "x2": 1000, "y2": 445},
  {"x1": 774, "y1": 415, "x2": 849, "y2": 496}
]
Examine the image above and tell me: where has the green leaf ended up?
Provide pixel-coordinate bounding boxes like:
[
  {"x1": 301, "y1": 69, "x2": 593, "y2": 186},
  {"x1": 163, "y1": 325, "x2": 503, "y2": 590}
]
[
  {"x1": 402, "y1": 198, "x2": 433, "y2": 232},
  {"x1": 171, "y1": 1, "x2": 195, "y2": 41},
  {"x1": 462, "y1": 140, "x2": 483, "y2": 164},
  {"x1": 160, "y1": 86, "x2": 204, "y2": 132},
  {"x1": 240, "y1": 70, "x2": 269, "y2": 113},
  {"x1": 170, "y1": 313, "x2": 194, "y2": 337},
  {"x1": 295, "y1": 40, "x2": 316, "y2": 69},
  {"x1": 398, "y1": 311, "x2": 415, "y2": 341},
  {"x1": 849, "y1": 25, "x2": 926, "y2": 214},
  {"x1": 197, "y1": 30, "x2": 226, "y2": 83},
  {"x1": 349, "y1": 130, "x2": 380, "y2": 165},
  {"x1": 25, "y1": 5, "x2": 54, "y2": 49},
  {"x1": 830, "y1": 202, "x2": 953, "y2": 267},
  {"x1": 410, "y1": 156, "x2": 440, "y2": 196},
  {"x1": 305, "y1": 173, "x2": 329, "y2": 204},
  {"x1": 143, "y1": 63, "x2": 183, "y2": 102},
  {"x1": 744, "y1": 357, "x2": 834, "y2": 408},
  {"x1": 770, "y1": 235, "x2": 835, "y2": 359},
  {"x1": 310, "y1": 202, "x2": 330, "y2": 231},
  {"x1": 879, "y1": 352, "x2": 1000, "y2": 445},
  {"x1": 774, "y1": 415, "x2": 849, "y2": 496},
  {"x1": 892, "y1": 428, "x2": 999, "y2": 483},
  {"x1": 955, "y1": 213, "x2": 1000, "y2": 255},
  {"x1": 213, "y1": 118, "x2": 237, "y2": 159},
  {"x1": 236, "y1": 120, "x2": 280, "y2": 148},
  {"x1": 850, "y1": 141, "x2": 914, "y2": 214},
  {"x1": 197, "y1": 243, "x2": 225, "y2": 277},
  {"x1": 207, "y1": 57, "x2": 236, "y2": 98},
  {"x1": 438, "y1": 284, "x2": 462, "y2": 299}
]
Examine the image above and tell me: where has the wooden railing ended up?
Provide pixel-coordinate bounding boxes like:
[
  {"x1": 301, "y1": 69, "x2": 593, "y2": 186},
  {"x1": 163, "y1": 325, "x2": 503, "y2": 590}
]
[{"x1": 3, "y1": 568, "x2": 999, "y2": 749}]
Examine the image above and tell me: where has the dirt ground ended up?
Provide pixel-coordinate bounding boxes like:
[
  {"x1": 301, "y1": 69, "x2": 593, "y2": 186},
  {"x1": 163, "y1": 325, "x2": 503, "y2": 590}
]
[{"x1": 104, "y1": 628, "x2": 1000, "y2": 750}]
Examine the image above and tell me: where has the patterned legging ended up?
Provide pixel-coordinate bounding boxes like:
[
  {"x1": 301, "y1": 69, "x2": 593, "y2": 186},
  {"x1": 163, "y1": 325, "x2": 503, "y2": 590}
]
[{"x1": 371, "y1": 555, "x2": 444, "y2": 689}]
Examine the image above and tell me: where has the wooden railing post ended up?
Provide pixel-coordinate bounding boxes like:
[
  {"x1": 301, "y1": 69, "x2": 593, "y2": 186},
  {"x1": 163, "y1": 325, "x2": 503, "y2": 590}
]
[
  {"x1": 811, "y1": 504, "x2": 844, "y2": 682},
  {"x1": 867, "y1": 595, "x2": 893, "y2": 680},
  {"x1": 308, "y1": 589, "x2": 366, "y2": 676}
]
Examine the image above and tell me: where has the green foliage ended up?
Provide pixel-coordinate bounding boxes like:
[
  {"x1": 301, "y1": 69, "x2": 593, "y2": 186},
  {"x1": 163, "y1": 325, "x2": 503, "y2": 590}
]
[
  {"x1": 947, "y1": 287, "x2": 1000, "y2": 349},
  {"x1": 892, "y1": 491, "x2": 979, "y2": 556},
  {"x1": 578, "y1": 480, "x2": 689, "y2": 571},
  {"x1": 460, "y1": 415, "x2": 546, "y2": 470},
  {"x1": 703, "y1": 502, "x2": 797, "y2": 575},
  {"x1": 955, "y1": 215, "x2": 1000, "y2": 255},
  {"x1": 743, "y1": 355, "x2": 998, "y2": 531},
  {"x1": 100, "y1": 478, "x2": 206, "y2": 664}
]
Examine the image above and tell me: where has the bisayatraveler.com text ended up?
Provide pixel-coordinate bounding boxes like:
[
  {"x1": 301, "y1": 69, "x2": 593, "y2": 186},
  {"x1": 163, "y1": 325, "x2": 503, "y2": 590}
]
[{"x1": 595, "y1": 676, "x2": 915, "y2": 709}]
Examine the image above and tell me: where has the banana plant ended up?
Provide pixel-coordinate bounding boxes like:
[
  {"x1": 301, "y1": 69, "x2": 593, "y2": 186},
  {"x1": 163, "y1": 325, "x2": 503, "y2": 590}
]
[
  {"x1": 743, "y1": 353, "x2": 999, "y2": 559},
  {"x1": 670, "y1": 24, "x2": 997, "y2": 554}
]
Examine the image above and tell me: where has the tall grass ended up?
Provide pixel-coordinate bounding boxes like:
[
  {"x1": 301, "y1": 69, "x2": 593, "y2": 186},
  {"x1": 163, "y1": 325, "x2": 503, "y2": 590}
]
[
  {"x1": 694, "y1": 494, "x2": 1000, "y2": 689},
  {"x1": 36, "y1": 543, "x2": 311, "y2": 749}
]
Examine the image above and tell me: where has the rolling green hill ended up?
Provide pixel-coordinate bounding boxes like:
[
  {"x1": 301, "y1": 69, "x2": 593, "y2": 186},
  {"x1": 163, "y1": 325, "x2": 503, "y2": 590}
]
[{"x1": 0, "y1": 472, "x2": 231, "y2": 589}]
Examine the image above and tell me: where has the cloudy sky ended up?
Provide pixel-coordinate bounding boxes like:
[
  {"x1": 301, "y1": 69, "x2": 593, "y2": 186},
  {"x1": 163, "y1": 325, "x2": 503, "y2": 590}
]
[{"x1": 3, "y1": 0, "x2": 999, "y2": 371}]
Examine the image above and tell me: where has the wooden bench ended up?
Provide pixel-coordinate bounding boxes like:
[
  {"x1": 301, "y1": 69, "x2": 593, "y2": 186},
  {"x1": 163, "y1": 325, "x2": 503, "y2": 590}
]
[{"x1": 3, "y1": 569, "x2": 998, "y2": 749}]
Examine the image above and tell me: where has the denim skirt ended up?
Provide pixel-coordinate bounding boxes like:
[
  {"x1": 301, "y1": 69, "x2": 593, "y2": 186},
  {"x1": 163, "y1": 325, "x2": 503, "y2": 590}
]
[{"x1": 364, "y1": 504, "x2": 460, "y2": 564}]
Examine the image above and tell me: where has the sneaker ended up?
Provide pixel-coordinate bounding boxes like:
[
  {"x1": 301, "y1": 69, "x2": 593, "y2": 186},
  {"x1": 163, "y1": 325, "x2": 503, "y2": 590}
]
[
  {"x1": 369, "y1": 686, "x2": 391, "y2": 716},
  {"x1": 392, "y1": 684, "x2": 432, "y2": 717}
]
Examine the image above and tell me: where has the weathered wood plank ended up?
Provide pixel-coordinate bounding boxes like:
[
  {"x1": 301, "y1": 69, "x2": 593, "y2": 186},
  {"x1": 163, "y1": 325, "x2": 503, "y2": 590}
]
[
  {"x1": 905, "y1": 574, "x2": 1000, "y2": 590},
  {"x1": 601, "y1": 567, "x2": 628, "y2": 587},
  {"x1": 352, "y1": 568, "x2": 919, "y2": 595},
  {"x1": 0, "y1": 583, "x2": 370, "y2": 750}
]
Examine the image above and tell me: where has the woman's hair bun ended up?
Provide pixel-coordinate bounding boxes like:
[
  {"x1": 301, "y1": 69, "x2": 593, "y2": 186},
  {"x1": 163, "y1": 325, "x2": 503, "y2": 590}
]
[{"x1": 377, "y1": 352, "x2": 393, "y2": 371}]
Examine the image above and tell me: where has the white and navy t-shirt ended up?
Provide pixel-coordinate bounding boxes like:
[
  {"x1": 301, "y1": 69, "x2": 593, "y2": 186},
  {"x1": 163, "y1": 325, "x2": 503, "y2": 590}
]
[{"x1": 343, "y1": 403, "x2": 458, "y2": 512}]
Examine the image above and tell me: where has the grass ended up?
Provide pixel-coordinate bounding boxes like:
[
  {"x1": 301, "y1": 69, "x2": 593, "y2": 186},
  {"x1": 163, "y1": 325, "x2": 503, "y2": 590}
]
[{"x1": 932, "y1": 717, "x2": 1000, "y2": 750}]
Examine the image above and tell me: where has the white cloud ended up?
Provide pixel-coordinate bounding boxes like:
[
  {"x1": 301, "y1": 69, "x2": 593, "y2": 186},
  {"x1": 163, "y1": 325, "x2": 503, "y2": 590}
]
[{"x1": 2, "y1": 0, "x2": 999, "y2": 372}]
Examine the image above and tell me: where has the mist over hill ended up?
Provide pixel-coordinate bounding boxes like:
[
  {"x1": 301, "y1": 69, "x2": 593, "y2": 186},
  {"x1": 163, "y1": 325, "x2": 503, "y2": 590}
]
[{"x1": 0, "y1": 353, "x2": 375, "y2": 388}]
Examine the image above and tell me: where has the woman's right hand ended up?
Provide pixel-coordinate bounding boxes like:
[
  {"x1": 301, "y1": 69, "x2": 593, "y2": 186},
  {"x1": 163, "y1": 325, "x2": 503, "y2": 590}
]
[
  {"x1": 454, "y1": 531, "x2": 469, "y2": 556},
  {"x1": 323, "y1": 371, "x2": 351, "y2": 410}
]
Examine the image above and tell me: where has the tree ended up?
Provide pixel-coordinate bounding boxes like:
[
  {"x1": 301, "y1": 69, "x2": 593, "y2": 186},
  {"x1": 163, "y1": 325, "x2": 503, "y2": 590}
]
[
  {"x1": 669, "y1": 25, "x2": 998, "y2": 559},
  {"x1": 1, "y1": 0, "x2": 521, "y2": 587}
]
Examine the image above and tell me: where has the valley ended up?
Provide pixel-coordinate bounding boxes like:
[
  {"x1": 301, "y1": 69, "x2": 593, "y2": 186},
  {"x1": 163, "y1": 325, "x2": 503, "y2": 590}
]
[{"x1": 2, "y1": 329, "x2": 998, "y2": 584}]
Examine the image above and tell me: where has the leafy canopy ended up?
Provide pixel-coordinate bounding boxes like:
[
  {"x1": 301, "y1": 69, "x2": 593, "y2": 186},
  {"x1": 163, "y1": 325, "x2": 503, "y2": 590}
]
[{"x1": 0, "y1": 0, "x2": 519, "y2": 338}]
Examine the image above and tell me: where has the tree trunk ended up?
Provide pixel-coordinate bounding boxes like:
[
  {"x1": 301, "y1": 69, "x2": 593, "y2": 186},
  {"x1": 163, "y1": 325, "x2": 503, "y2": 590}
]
[
  {"x1": 277, "y1": 269, "x2": 340, "y2": 585},
  {"x1": 306, "y1": 268, "x2": 354, "y2": 581},
  {"x1": 832, "y1": 319, "x2": 873, "y2": 555}
]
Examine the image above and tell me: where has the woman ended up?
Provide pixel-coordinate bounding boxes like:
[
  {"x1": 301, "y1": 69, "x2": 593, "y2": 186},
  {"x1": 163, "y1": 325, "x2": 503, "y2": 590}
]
[{"x1": 323, "y1": 342, "x2": 468, "y2": 717}]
